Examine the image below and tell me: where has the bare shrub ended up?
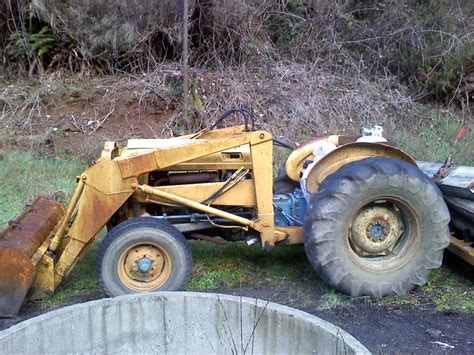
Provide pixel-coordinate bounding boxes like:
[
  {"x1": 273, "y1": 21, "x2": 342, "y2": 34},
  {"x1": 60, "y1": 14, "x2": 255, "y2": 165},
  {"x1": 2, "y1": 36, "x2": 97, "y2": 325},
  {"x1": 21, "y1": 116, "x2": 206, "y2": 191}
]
[
  {"x1": 329, "y1": 1, "x2": 474, "y2": 103},
  {"x1": 2, "y1": 0, "x2": 471, "y2": 139},
  {"x1": 0, "y1": 79, "x2": 53, "y2": 131},
  {"x1": 163, "y1": 62, "x2": 419, "y2": 144},
  {"x1": 5, "y1": 0, "x2": 471, "y2": 107},
  {"x1": 31, "y1": 0, "x2": 197, "y2": 70}
]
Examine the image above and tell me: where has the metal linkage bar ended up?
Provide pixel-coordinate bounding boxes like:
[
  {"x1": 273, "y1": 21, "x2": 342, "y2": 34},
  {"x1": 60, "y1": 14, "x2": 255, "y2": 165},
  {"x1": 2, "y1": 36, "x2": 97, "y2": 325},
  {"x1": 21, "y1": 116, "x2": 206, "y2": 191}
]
[{"x1": 135, "y1": 184, "x2": 257, "y2": 231}]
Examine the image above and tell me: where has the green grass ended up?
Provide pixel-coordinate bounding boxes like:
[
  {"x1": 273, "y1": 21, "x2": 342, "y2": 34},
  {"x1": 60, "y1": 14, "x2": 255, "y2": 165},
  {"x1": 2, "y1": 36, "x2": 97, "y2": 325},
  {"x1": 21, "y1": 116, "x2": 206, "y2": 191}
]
[
  {"x1": 317, "y1": 289, "x2": 351, "y2": 311},
  {"x1": 185, "y1": 241, "x2": 314, "y2": 291},
  {"x1": 395, "y1": 111, "x2": 474, "y2": 165},
  {"x1": 421, "y1": 268, "x2": 474, "y2": 316},
  {"x1": 0, "y1": 149, "x2": 85, "y2": 227}
]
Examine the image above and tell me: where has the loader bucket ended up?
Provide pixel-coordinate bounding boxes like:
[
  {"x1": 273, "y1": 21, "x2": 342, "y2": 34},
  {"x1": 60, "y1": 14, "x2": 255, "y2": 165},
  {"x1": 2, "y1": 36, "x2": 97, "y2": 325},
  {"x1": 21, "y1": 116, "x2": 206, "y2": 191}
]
[{"x1": 0, "y1": 197, "x2": 64, "y2": 317}]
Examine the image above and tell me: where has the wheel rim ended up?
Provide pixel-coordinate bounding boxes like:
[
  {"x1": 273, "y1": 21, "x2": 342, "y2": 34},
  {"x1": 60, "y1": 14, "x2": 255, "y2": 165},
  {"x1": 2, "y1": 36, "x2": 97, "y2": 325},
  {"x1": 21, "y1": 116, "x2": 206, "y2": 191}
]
[
  {"x1": 117, "y1": 243, "x2": 172, "y2": 291},
  {"x1": 347, "y1": 198, "x2": 421, "y2": 271}
]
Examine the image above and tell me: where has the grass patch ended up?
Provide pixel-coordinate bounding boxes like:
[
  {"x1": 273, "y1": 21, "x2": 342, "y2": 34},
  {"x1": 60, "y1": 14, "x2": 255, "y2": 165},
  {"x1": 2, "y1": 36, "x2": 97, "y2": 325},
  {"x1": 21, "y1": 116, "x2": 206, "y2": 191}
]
[
  {"x1": 0, "y1": 149, "x2": 85, "y2": 227},
  {"x1": 375, "y1": 294, "x2": 419, "y2": 307},
  {"x1": 186, "y1": 241, "x2": 314, "y2": 291},
  {"x1": 395, "y1": 111, "x2": 474, "y2": 165},
  {"x1": 421, "y1": 268, "x2": 474, "y2": 316},
  {"x1": 317, "y1": 290, "x2": 351, "y2": 311}
]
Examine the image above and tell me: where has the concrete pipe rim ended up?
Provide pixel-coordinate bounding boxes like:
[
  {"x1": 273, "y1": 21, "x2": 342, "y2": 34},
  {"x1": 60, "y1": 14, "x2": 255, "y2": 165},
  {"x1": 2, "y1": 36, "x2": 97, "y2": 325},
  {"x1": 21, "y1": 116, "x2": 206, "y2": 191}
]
[{"x1": 0, "y1": 292, "x2": 370, "y2": 354}]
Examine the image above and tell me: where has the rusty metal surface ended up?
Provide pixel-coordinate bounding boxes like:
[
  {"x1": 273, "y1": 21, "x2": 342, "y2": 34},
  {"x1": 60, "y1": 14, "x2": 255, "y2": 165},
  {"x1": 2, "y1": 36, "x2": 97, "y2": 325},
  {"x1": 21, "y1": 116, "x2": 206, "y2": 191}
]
[
  {"x1": 0, "y1": 248, "x2": 36, "y2": 317},
  {"x1": 116, "y1": 130, "x2": 257, "y2": 178},
  {"x1": 305, "y1": 143, "x2": 417, "y2": 193},
  {"x1": 448, "y1": 235, "x2": 474, "y2": 265},
  {"x1": 350, "y1": 205, "x2": 403, "y2": 255},
  {"x1": 0, "y1": 198, "x2": 64, "y2": 317},
  {"x1": 274, "y1": 226, "x2": 304, "y2": 244},
  {"x1": 29, "y1": 253, "x2": 55, "y2": 299},
  {"x1": 188, "y1": 233, "x2": 226, "y2": 244},
  {"x1": 285, "y1": 136, "x2": 340, "y2": 181},
  {"x1": 0, "y1": 198, "x2": 64, "y2": 257}
]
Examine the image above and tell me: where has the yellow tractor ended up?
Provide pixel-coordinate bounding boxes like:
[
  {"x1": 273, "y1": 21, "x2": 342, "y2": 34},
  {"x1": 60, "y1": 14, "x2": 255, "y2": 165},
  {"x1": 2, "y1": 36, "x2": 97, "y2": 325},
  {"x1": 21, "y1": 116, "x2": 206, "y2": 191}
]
[{"x1": 0, "y1": 110, "x2": 470, "y2": 317}]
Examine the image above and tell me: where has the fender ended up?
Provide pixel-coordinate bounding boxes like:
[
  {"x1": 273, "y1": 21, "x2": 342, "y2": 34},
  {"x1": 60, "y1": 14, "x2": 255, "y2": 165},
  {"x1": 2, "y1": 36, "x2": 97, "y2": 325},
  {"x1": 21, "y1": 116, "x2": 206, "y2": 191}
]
[
  {"x1": 285, "y1": 136, "x2": 340, "y2": 181},
  {"x1": 304, "y1": 142, "x2": 417, "y2": 194}
]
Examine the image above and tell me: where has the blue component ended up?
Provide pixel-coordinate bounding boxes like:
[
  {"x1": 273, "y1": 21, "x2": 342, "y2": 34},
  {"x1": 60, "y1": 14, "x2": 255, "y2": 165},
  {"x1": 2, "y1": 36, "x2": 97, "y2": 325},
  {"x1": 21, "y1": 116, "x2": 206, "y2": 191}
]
[
  {"x1": 370, "y1": 224, "x2": 382, "y2": 238},
  {"x1": 138, "y1": 258, "x2": 152, "y2": 273},
  {"x1": 273, "y1": 188, "x2": 307, "y2": 227}
]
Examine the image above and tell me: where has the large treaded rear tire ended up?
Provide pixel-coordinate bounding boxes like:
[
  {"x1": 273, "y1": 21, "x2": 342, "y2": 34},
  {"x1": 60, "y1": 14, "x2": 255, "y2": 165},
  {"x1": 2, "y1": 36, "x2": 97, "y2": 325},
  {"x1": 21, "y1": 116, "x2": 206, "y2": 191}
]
[
  {"x1": 97, "y1": 217, "x2": 192, "y2": 297},
  {"x1": 304, "y1": 157, "x2": 451, "y2": 297}
]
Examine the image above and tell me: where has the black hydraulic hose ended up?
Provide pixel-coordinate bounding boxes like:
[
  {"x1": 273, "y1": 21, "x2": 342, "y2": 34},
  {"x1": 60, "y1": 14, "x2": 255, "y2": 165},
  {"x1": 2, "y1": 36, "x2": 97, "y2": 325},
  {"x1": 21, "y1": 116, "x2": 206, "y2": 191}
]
[
  {"x1": 210, "y1": 109, "x2": 294, "y2": 150},
  {"x1": 209, "y1": 108, "x2": 255, "y2": 131},
  {"x1": 273, "y1": 139, "x2": 295, "y2": 150}
]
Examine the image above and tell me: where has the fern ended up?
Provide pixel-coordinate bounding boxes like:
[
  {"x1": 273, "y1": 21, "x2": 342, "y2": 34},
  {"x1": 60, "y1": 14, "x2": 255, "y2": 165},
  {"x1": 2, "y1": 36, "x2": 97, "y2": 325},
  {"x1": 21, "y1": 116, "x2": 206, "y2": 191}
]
[{"x1": 7, "y1": 26, "x2": 57, "y2": 58}]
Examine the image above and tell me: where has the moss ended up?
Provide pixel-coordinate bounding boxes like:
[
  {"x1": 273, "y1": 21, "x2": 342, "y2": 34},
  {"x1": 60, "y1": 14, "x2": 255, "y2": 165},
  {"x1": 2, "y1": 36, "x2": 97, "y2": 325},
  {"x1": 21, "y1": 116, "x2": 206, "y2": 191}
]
[{"x1": 191, "y1": 77, "x2": 204, "y2": 110}]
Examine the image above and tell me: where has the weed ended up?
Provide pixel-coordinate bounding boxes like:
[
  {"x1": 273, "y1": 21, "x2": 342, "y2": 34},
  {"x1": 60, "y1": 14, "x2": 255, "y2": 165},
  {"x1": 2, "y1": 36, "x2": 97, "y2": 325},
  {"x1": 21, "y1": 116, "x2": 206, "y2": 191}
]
[
  {"x1": 7, "y1": 26, "x2": 57, "y2": 59},
  {"x1": 317, "y1": 290, "x2": 350, "y2": 311},
  {"x1": 186, "y1": 241, "x2": 311, "y2": 290},
  {"x1": 376, "y1": 294, "x2": 419, "y2": 307},
  {"x1": 421, "y1": 268, "x2": 474, "y2": 316},
  {"x1": 0, "y1": 149, "x2": 84, "y2": 227},
  {"x1": 395, "y1": 110, "x2": 474, "y2": 165}
]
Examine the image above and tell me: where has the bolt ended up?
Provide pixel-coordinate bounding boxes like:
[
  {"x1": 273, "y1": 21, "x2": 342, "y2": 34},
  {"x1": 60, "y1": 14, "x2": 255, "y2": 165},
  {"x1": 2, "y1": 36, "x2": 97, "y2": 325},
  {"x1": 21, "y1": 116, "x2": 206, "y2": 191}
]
[
  {"x1": 138, "y1": 258, "x2": 153, "y2": 273},
  {"x1": 259, "y1": 133, "x2": 265, "y2": 139}
]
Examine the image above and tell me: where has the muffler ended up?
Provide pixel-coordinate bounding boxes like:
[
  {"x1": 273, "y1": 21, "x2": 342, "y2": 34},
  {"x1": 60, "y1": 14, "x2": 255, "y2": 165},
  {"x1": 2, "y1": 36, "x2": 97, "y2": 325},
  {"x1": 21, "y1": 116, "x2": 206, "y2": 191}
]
[{"x1": 0, "y1": 197, "x2": 64, "y2": 317}]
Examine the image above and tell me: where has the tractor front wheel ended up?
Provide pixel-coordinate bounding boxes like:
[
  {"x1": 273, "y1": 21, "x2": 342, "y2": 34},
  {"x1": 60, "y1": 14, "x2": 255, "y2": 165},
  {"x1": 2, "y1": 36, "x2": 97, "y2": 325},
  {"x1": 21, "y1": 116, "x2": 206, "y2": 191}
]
[
  {"x1": 304, "y1": 157, "x2": 451, "y2": 297},
  {"x1": 97, "y1": 217, "x2": 192, "y2": 297}
]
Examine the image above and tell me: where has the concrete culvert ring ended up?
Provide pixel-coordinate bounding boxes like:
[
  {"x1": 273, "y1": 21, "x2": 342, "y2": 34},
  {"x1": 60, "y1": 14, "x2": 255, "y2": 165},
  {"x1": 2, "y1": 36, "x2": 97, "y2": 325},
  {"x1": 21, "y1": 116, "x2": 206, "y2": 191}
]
[{"x1": 0, "y1": 292, "x2": 370, "y2": 354}]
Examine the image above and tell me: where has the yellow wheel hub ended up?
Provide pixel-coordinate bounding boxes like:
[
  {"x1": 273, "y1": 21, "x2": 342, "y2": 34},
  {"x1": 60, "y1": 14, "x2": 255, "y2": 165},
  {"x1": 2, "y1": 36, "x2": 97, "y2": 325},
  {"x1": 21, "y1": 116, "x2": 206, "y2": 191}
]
[
  {"x1": 350, "y1": 205, "x2": 404, "y2": 255},
  {"x1": 118, "y1": 243, "x2": 172, "y2": 292}
]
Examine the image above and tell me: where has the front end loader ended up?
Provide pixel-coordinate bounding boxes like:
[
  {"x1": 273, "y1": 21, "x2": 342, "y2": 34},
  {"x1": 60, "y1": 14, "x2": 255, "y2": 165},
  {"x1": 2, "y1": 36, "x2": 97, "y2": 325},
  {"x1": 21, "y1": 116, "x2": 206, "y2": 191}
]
[{"x1": 0, "y1": 113, "x2": 471, "y2": 317}]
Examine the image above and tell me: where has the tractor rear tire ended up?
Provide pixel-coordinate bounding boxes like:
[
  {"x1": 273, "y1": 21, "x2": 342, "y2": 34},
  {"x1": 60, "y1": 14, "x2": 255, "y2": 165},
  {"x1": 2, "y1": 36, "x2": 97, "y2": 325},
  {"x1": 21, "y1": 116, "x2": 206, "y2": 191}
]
[
  {"x1": 97, "y1": 217, "x2": 192, "y2": 297},
  {"x1": 304, "y1": 157, "x2": 451, "y2": 297}
]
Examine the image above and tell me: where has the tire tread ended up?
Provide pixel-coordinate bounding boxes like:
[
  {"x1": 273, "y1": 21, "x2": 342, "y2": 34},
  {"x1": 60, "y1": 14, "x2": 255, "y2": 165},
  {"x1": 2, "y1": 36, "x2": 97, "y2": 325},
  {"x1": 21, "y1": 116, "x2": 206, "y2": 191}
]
[
  {"x1": 97, "y1": 217, "x2": 192, "y2": 297},
  {"x1": 304, "y1": 157, "x2": 451, "y2": 297}
]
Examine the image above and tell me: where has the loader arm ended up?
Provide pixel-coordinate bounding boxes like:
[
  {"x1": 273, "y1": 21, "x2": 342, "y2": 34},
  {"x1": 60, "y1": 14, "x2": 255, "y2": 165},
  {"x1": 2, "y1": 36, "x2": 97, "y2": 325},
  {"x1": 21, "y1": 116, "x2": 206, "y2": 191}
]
[
  {"x1": 0, "y1": 126, "x2": 282, "y2": 316},
  {"x1": 46, "y1": 131, "x2": 261, "y2": 287}
]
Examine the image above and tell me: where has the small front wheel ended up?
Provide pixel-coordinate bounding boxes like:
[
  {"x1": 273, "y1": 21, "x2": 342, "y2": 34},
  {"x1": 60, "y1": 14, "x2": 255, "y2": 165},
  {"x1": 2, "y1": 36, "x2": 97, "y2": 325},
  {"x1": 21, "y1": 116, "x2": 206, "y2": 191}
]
[{"x1": 97, "y1": 217, "x2": 192, "y2": 297}]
